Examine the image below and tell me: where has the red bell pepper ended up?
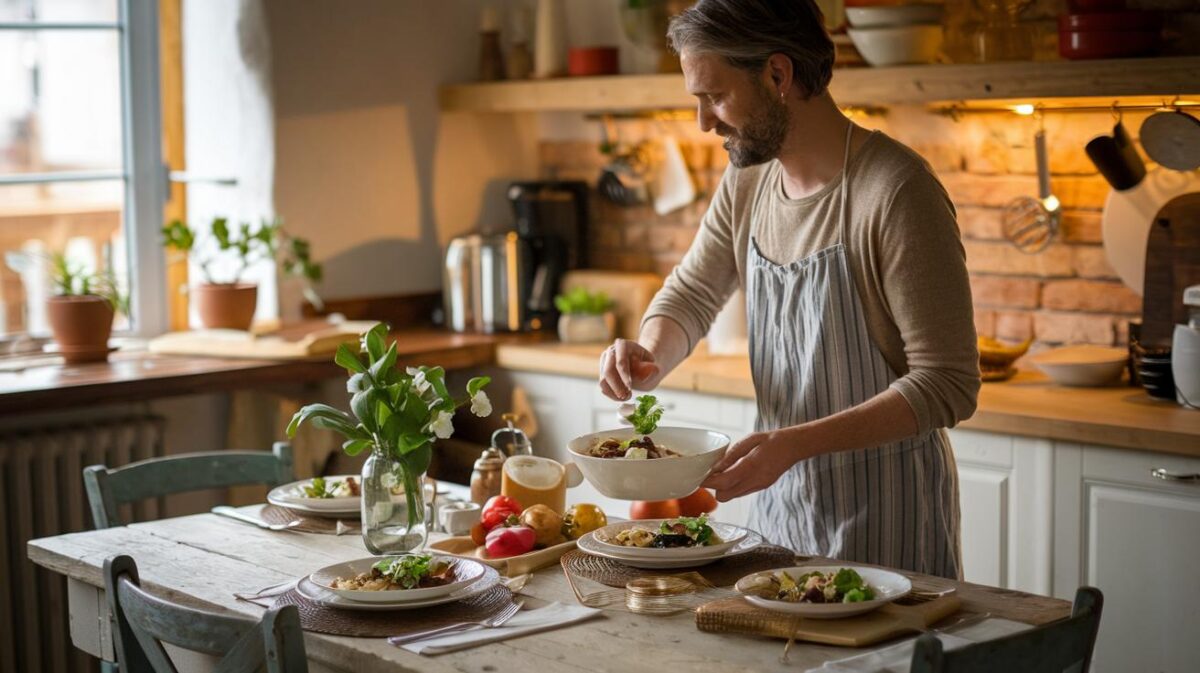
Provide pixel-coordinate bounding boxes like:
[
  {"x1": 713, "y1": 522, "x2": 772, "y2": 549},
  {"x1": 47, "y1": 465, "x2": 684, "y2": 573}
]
[{"x1": 484, "y1": 525, "x2": 536, "y2": 558}]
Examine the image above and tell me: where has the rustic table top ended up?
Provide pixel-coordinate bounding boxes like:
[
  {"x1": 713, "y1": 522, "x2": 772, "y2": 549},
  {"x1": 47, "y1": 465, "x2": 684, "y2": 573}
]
[{"x1": 27, "y1": 508, "x2": 1071, "y2": 673}]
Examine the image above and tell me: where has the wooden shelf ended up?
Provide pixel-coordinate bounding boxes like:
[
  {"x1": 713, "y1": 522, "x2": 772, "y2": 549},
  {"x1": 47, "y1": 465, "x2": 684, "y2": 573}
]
[{"x1": 440, "y1": 56, "x2": 1200, "y2": 112}]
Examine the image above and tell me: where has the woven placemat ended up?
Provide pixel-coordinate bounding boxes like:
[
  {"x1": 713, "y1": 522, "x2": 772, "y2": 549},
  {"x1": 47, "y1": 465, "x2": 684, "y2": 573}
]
[
  {"x1": 260, "y1": 505, "x2": 360, "y2": 535},
  {"x1": 561, "y1": 545, "x2": 797, "y2": 588},
  {"x1": 270, "y1": 585, "x2": 515, "y2": 637}
]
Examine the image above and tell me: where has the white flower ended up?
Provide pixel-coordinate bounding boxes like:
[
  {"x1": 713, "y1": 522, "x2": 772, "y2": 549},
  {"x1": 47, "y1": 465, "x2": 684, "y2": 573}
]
[
  {"x1": 380, "y1": 472, "x2": 398, "y2": 489},
  {"x1": 470, "y1": 390, "x2": 492, "y2": 417},
  {"x1": 430, "y1": 410, "x2": 454, "y2": 439},
  {"x1": 407, "y1": 367, "x2": 431, "y2": 394}
]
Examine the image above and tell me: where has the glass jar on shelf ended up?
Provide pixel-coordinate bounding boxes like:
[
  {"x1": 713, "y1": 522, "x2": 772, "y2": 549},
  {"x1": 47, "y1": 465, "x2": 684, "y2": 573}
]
[{"x1": 973, "y1": 0, "x2": 1034, "y2": 62}]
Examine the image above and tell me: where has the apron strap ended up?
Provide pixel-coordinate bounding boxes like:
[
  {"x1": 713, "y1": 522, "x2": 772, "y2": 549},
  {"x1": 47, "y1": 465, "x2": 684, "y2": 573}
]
[{"x1": 838, "y1": 120, "x2": 854, "y2": 245}]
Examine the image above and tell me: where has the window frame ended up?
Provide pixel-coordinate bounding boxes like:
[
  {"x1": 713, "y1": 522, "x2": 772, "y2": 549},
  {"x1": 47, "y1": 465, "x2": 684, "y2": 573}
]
[{"x1": 0, "y1": 0, "x2": 167, "y2": 337}]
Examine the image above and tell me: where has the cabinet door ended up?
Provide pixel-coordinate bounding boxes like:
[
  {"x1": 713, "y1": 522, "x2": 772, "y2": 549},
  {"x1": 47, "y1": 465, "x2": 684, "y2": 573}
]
[
  {"x1": 1054, "y1": 445, "x2": 1200, "y2": 673},
  {"x1": 955, "y1": 465, "x2": 1008, "y2": 587},
  {"x1": 508, "y1": 371, "x2": 593, "y2": 463}
]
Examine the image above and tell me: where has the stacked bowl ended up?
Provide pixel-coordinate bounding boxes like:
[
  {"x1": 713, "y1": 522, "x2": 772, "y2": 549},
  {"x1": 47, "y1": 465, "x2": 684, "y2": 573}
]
[{"x1": 846, "y1": 2, "x2": 945, "y2": 66}]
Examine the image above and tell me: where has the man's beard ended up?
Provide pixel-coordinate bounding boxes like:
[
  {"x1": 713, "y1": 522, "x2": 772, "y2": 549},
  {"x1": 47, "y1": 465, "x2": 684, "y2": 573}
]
[{"x1": 716, "y1": 87, "x2": 789, "y2": 169}]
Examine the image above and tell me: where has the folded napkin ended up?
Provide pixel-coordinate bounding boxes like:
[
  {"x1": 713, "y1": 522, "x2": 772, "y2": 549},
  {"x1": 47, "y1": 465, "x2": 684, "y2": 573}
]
[
  {"x1": 398, "y1": 602, "x2": 603, "y2": 656},
  {"x1": 807, "y1": 618, "x2": 1032, "y2": 673}
]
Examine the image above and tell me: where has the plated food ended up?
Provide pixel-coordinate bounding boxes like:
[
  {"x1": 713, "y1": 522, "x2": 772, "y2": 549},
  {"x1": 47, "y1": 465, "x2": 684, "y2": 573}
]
[
  {"x1": 604, "y1": 515, "x2": 721, "y2": 549},
  {"x1": 578, "y1": 523, "x2": 763, "y2": 569},
  {"x1": 735, "y1": 565, "x2": 912, "y2": 619},
  {"x1": 332, "y1": 554, "x2": 456, "y2": 591},
  {"x1": 311, "y1": 554, "x2": 486, "y2": 604},
  {"x1": 301, "y1": 476, "x2": 359, "y2": 499}
]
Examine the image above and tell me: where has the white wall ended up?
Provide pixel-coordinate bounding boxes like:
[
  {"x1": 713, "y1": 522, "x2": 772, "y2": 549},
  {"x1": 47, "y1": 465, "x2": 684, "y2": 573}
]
[{"x1": 265, "y1": 0, "x2": 541, "y2": 312}]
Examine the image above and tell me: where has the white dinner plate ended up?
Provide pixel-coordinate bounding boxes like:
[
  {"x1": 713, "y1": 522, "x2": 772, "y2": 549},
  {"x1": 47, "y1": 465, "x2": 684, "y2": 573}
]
[
  {"x1": 267, "y1": 475, "x2": 361, "y2": 516},
  {"x1": 309, "y1": 555, "x2": 486, "y2": 603},
  {"x1": 577, "y1": 529, "x2": 763, "y2": 569},
  {"x1": 588, "y1": 518, "x2": 749, "y2": 560},
  {"x1": 735, "y1": 565, "x2": 912, "y2": 619},
  {"x1": 295, "y1": 563, "x2": 500, "y2": 611}
]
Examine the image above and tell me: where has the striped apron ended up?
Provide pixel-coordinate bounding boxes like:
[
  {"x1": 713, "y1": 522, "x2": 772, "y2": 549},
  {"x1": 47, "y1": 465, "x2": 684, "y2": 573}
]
[{"x1": 745, "y1": 123, "x2": 962, "y2": 579}]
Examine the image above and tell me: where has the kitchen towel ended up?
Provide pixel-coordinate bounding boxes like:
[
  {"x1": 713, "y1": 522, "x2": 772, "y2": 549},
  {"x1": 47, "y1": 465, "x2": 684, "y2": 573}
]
[
  {"x1": 398, "y1": 602, "x2": 602, "y2": 655},
  {"x1": 806, "y1": 618, "x2": 1032, "y2": 673}
]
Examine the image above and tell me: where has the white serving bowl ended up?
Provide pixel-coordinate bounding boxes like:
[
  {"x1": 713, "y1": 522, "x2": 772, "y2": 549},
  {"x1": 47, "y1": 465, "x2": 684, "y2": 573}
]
[
  {"x1": 1030, "y1": 345, "x2": 1128, "y2": 387},
  {"x1": 847, "y1": 4, "x2": 943, "y2": 28},
  {"x1": 847, "y1": 24, "x2": 943, "y2": 66},
  {"x1": 566, "y1": 426, "x2": 730, "y2": 501}
]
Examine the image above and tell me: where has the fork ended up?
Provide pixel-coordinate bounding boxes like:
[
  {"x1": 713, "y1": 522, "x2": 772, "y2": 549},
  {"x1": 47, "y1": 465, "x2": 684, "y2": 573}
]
[{"x1": 386, "y1": 600, "x2": 524, "y2": 646}]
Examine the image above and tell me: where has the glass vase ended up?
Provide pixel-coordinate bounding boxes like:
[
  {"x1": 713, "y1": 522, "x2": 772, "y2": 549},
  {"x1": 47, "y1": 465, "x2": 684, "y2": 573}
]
[{"x1": 361, "y1": 447, "x2": 429, "y2": 554}]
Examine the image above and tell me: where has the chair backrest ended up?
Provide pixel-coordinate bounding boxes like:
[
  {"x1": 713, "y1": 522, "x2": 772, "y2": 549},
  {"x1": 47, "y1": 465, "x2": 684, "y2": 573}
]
[
  {"x1": 910, "y1": 586, "x2": 1104, "y2": 673},
  {"x1": 104, "y1": 555, "x2": 308, "y2": 673},
  {"x1": 84, "y1": 442, "x2": 294, "y2": 529}
]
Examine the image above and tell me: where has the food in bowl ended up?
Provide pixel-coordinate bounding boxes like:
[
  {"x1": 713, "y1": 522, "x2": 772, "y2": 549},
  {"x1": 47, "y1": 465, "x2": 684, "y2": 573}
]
[
  {"x1": 332, "y1": 554, "x2": 456, "y2": 591},
  {"x1": 743, "y1": 567, "x2": 876, "y2": 604},
  {"x1": 587, "y1": 435, "x2": 681, "y2": 459},
  {"x1": 567, "y1": 426, "x2": 731, "y2": 501},
  {"x1": 602, "y1": 515, "x2": 722, "y2": 549}
]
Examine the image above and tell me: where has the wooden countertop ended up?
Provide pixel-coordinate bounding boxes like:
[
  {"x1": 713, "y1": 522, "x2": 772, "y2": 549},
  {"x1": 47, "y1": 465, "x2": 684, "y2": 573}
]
[
  {"x1": 495, "y1": 342, "x2": 1200, "y2": 458},
  {"x1": 0, "y1": 330, "x2": 542, "y2": 416}
]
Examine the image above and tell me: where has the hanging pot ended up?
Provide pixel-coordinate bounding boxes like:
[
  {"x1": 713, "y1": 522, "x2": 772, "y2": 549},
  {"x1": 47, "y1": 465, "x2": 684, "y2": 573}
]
[{"x1": 1139, "y1": 109, "x2": 1200, "y2": 172}]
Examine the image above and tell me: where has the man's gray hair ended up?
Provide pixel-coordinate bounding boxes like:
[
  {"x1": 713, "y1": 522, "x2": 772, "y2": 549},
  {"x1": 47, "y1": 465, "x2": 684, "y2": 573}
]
[{"x1": 666, "y1": 0, "x2": 835, "y2": 100}]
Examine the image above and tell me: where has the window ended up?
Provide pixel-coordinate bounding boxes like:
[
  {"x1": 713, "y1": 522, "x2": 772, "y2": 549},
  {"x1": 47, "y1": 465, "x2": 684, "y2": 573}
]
[{"x1": 0, "y1": 0, "x2": 165, "y2": 346}]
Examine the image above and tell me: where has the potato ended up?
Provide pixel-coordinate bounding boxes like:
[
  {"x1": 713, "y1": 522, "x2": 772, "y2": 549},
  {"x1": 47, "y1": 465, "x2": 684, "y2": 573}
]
[{"x1": 519, "y1": 504, "x2": 565, "y2": 548}]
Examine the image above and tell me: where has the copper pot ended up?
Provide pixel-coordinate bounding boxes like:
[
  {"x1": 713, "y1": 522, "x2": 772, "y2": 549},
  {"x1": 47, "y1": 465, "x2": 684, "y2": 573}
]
[
  {"x1": 193, "y1": 283, "x2": 257, "y2": 330},
  {"x1": 46, "y1": 295, "x2": 115, "y2": 364}
]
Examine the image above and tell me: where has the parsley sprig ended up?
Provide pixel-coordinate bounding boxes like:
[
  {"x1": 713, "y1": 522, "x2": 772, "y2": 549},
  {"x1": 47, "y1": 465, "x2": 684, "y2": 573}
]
[
  {"x1": 372, "y1": 554, "x2": 445, "y2": 589},
  {"x1": 625, "y1": 394, "x2": 664, "y2": 435}
]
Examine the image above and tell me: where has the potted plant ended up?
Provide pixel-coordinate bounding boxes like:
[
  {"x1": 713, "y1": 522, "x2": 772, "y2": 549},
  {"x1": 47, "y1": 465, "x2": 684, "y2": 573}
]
[
  {"x1": 44, "y1": 253, "x2": 127, "y2": 364},
  {"x1": 287, "y1": 323, "x2": 492, "y2": 554},
  {"x1": 554, "y1": 287, "x2": 616, "y2": 344},
  {"x1": 162, "y1": 217, "x2": 322, "y2": 331}
]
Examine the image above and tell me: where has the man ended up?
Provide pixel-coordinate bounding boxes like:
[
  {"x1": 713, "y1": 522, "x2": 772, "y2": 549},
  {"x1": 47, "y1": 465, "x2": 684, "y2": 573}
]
[{"x1": 597, "y1": 0, "x2": 979, "y2": 579}]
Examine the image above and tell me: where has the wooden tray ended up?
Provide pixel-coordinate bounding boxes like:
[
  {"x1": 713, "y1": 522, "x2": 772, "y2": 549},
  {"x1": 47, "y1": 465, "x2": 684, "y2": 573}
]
[
  {"x1": 429, "y1": 536, "x2": 576, "y2": 577},
  {"x1": 695, "y1": 592, "x2": 962, "y2": 647}
]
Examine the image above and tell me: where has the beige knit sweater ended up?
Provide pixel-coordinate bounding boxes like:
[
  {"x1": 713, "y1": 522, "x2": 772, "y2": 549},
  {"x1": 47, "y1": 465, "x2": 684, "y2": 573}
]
[{"x1": 643, "y1": 130, "x2": 980, "y2": 434}]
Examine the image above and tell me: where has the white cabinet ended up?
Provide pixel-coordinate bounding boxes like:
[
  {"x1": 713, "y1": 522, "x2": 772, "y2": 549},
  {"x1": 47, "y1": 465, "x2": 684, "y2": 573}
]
[
  {"x1": 947, "y1": 430, "x2": 1054, "y2": 595},
  {"x1": 1053, "y1": 444, "x2": 1200, "y2": 673}
]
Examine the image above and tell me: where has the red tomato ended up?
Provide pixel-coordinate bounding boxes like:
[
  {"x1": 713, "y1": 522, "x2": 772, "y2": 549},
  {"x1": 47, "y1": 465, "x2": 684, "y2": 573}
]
[
  {"x1": 629, "y1": 499, "x2": 681, "y2": 520},
  {"x1": 481, "y1": 495, "x2": 522, "y2": 531},
  {"x1": 676, "y1": 488, "x2": 718, "y2": 517},
  {"x1": 484, "y1": 525, "x2": 536, "y2": 558}
]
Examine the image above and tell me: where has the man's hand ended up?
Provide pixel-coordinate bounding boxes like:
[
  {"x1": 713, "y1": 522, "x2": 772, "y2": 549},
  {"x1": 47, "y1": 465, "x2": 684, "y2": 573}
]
[
  {"x1": 702, "y1": 426, "x2": 811, "y2": 501},
  {"x1": 598, "y1": 338, "x2": 662, "y2": 401}
]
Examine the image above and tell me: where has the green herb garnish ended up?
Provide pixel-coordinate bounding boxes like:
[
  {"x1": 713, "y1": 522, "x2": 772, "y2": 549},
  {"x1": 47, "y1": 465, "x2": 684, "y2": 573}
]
[
  {"x1": 302, "y1": 476, "x2": 333, "y2": 499},
  {"x1": 625, "y1": 394, "x2": 664, "y2": 435},
  {"x1": 371, "y1": 554, "x2": 447, "y2": 590},
  {"x1": 832, "y1": 567, "x2": 875, "y2": 603},
  {"x1": 660, "y1": 514, "x2": 714, "y2": 545}
]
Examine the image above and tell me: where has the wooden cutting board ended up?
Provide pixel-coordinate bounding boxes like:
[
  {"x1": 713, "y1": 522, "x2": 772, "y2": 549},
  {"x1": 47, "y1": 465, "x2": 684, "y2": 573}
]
[
  {"x1": 695, "y1": 593, "x2": 962, "y2": 647},
  {"x1": 429, "y1": 536, "x2": 576, "y2": 577},
  {"x1": 148, "y1": 320, "x2": 378, "y2": 359}
]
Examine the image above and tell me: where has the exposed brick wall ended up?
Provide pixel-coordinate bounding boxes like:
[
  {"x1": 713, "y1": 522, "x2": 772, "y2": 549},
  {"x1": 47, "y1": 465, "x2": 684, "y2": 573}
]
[{"x1": 539, "y1": 104, "x2": 1164, "y2": 350}]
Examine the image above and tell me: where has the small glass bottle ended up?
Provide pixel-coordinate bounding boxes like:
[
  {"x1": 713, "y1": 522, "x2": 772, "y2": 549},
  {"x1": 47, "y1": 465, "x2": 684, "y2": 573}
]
[{"x1": 479, "y1": 6, "x2": 506, "y2": 82}]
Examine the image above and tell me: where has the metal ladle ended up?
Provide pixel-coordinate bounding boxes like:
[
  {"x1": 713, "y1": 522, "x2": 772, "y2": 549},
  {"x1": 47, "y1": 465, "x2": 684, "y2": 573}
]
[{"x1": 1003, "y1": 122, "x2": 1061, "y2": 254}]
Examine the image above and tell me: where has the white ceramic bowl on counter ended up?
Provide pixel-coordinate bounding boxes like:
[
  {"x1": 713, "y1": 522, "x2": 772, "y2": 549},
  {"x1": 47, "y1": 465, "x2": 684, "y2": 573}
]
[
  {"x1": 846, "y1": 4, "x2": 943, "y2": 28},
  {"x1": 566, "y1": 426, "x2": 730, "y2": 501},
  {"x1": 1030, "y1": 345, "x2": 1128, "y2": 387},
  {"x1": 847, "y1": 24, "x2": 944, "y2": 66}
]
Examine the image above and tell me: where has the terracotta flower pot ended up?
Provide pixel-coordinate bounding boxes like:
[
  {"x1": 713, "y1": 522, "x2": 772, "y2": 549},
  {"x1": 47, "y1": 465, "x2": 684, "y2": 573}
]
[
  {"x1": 193, "y1": 283, "x2": 258, "y2": 330},
  {"x1": 46, "y1": 295, "x2": 115, "y2": 364}
]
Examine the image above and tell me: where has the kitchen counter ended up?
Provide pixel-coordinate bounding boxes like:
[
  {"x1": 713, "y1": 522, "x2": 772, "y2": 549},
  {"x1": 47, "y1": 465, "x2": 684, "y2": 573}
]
[
  {"x1": 495, "y1": 342, "x2": 1200, "y2": 458},
  {"x1": 0, "y1": 329, "x2": 545, "y2": 416}
]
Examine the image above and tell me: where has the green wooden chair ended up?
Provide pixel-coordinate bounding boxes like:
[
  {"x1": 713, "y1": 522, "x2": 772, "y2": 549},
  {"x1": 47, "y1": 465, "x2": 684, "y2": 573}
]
[
  {"x1": 83, "y1": 442, "x2": 294, "y2": 529},
  {"x1": 104, "y1": 554, "x2": 307, "y2": 673},
  {"x1": 910, "y1": 586, "x2": 1104, "y2": 673}
]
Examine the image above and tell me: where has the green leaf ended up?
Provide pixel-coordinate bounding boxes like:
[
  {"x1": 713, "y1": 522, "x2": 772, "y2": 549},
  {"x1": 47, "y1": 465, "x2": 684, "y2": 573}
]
[
  {"x1": 401, "y1": 442, "x2": 433, "y2": 473},
  {"x1": 466, "y1": 376, "x2": 491, "y2": 398},
  {"x1": 211, "y1": 217, "x2": 231, "y2": 249},
  {"x1": 369, "y1": 341, "x2": 398, "y2": 380},
  {"x1": 364, "y1": 323, "x2": 388, "y2": 362},
  {"x1": 342, "y1": 439, "x2": 373, "y2": 456},
  {"x1": 553, "y1": 286, "x2": 613, "y2": 315},
  {"x1": 422, "y1": 366, "x2": 451, "y2": 407},
  {"x1": 287, "y1": 404, "x2": 357, "y2": 439},
  {"x1": 833, "y1": 568, "x2": 865, "y2": 594},
  {"x1": 375, "y1": 396, "x2": 393, "y2": 430},
  {"x1": 335, "y1": 343, "x2": 366, "y2": 373},
  {"x1": 351, "y1": 390, "x2": 380, "y2": 433}
]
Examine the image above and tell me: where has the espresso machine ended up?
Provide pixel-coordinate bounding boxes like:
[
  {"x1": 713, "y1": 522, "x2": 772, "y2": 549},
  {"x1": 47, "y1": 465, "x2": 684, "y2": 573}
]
[{"x1": 443, "y1": 180, "x2": 588, "y2": 333}]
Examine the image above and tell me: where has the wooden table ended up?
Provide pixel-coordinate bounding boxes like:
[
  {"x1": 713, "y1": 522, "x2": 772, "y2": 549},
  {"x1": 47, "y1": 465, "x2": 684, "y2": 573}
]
[{"x1": 28, "y1": 508, "x2": 1071, "y2": 673}]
